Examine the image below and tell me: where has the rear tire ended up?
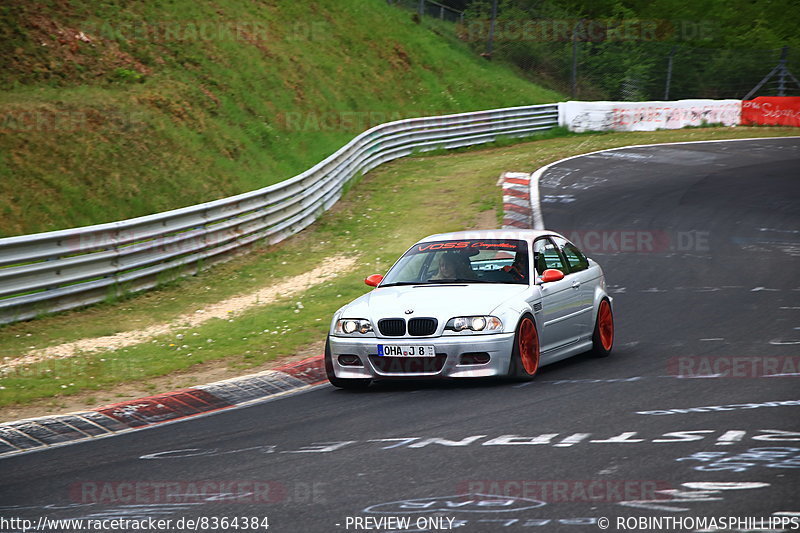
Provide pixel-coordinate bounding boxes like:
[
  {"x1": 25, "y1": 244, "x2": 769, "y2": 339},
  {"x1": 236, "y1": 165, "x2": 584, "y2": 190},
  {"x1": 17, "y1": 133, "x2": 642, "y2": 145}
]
[
  {"x1": 509, "y1": 315, "x2": 540, "y2": 380},
  {"x1": 325, "y1": 337, "x2": 371, "y2": 390},
  {"x1": 590, "y1": 299, "x2": 614, "y2": 358}
]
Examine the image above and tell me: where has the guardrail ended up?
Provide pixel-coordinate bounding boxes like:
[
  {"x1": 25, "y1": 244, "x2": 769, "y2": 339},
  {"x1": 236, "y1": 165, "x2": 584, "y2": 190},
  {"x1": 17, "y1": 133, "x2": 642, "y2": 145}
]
[{"x1": 0, "y1": 104, "x2": 559, "y2": 324}]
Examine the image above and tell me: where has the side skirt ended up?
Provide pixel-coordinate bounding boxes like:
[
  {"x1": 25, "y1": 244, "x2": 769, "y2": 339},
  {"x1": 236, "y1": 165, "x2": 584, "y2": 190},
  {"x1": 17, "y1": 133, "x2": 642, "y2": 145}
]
[{"x1": 539, "y1": 340, "x2": 593, "y2": 367}]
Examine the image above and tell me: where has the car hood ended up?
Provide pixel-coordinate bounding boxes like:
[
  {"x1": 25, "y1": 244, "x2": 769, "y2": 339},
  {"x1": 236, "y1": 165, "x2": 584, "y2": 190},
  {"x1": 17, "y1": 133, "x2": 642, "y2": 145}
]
[{"x1": 343, "y1": 284, "x2": 529, "y2": 322}]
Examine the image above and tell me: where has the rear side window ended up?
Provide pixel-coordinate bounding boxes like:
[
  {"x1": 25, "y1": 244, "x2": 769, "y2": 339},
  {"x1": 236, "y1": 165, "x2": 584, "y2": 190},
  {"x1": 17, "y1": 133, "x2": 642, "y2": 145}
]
[{"x1": 553, "y1": 236, "x2": 589, "y2": 273}]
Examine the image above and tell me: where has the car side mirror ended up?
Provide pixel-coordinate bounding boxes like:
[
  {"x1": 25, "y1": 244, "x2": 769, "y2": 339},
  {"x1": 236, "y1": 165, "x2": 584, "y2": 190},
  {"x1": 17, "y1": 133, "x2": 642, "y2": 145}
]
[
  {"x1": 365, "y1": 274, "x2": 384, "y2": 287},
  {"x1": 540, "y1": 269, "x2": 565, "y2": 283}
]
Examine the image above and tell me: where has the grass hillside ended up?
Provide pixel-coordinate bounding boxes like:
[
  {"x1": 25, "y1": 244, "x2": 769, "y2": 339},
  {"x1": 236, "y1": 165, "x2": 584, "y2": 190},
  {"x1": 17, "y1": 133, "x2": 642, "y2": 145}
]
[{"x1": 0, "y1": 0, "x2": 559, "y2": 237}]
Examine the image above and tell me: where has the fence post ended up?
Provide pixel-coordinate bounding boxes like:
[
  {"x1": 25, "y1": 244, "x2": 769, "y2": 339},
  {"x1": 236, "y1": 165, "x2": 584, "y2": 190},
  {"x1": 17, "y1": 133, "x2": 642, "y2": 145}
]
[
  {"x1": 571, "y1": 22, "x2": 583, "y2": 99},
  {"x1": 664, "y1": 46, "x2": 677, "y2": 100},
  {"x1": 485, "y1": 0, "x2": 498, "y2": 58},
  {"x1": 418, "y1": 0, "x2": 424, "y2": 17},
  {"x1": 743, "y1": 45, "x2": 789, "y2": 100},
  {"x1": 777, "y1": 45, "x2": 788, "y2": 96}
]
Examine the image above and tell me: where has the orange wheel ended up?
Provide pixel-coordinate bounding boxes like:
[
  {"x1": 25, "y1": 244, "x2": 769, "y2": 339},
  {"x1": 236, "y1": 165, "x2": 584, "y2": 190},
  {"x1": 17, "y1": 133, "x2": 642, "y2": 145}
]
[
  {"x1": 591, "y1": 299, "x2": 614, "y2": 357},
  {"x1": 511, "y1": 316, "x2": 540, "y2": 378}
]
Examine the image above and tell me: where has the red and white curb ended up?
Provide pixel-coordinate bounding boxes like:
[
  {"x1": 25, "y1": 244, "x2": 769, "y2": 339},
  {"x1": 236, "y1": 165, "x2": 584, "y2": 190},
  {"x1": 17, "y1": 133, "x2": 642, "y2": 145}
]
[
  {"x1": 499, "y1": 172, "x2": 534, "y2": 229},
  {"x1": 0, "y1": 355, "x2": 326, "y2": 458}
]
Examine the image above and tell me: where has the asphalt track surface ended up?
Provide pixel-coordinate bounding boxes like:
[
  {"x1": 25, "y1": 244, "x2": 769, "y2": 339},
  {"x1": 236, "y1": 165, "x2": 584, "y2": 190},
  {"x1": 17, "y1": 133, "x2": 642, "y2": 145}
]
[{"x1": 2, "y1": 137, "x2": 799, "y2": 533}]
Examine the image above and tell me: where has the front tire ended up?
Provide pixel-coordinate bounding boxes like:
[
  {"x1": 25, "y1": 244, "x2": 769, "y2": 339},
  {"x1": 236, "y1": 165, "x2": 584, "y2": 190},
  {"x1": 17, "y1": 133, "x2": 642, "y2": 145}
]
[
  {"x1": 509, "y1": 315, "x2": 540, "y2": 380},
  {"x1": 590, "y1": 299, "x2": 614, "y2": 357},
  {"x1": 325, "y1": 337, "x2": 371, "y2": 390}
]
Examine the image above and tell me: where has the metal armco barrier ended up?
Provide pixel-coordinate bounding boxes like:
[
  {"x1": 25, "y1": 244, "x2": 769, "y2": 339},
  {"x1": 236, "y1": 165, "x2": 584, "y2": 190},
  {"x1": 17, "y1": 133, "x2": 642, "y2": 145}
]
[{"x1": 0, "y1": 104, "x2": 558, "y2": 324}]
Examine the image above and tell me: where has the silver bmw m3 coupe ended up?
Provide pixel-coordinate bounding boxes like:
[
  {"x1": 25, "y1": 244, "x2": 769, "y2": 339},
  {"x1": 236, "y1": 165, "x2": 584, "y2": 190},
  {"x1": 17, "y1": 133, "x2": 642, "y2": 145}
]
[{"x1": 326, "y1": 230, "x2": 614, "y2": 389}]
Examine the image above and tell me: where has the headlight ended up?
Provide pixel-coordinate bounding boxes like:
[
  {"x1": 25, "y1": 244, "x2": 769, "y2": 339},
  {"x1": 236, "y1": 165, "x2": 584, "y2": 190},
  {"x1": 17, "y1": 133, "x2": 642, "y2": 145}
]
[
  {"x1": 445, "y1": 316, "x2": 503, "y2": 333},
  {"x1": 334, "y1": 318, "x2": 373, "y2": 335}
]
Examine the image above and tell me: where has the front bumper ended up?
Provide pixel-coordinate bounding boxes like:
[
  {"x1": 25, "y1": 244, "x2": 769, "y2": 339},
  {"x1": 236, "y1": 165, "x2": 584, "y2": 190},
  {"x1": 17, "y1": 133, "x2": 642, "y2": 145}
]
[{"x1": 328, "y1": 332, "x2": 516, "y2": 379}]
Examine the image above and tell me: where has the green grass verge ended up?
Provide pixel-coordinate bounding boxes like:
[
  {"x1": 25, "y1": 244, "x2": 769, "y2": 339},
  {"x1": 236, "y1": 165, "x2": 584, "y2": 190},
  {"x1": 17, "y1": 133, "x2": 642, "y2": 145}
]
[
  {"x1": 0, "y1": 126, "x2": 797, "y2": 408},
  {"x1": 0, "y1": 0, "x2": 559, "y2": 237}
]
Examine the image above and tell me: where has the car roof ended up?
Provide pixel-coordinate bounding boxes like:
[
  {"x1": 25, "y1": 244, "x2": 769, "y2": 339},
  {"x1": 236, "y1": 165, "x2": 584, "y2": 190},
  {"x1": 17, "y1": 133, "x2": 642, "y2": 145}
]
[{"x1": 418, "y1": 229, "x2": 565, "y2": 244}]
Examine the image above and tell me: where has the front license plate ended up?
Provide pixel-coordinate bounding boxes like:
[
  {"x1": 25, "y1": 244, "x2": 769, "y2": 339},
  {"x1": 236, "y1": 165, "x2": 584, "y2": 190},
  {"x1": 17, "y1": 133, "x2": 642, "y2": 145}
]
[{"x1": 377, "y1": 344, "x2": 436, "y2": 357}]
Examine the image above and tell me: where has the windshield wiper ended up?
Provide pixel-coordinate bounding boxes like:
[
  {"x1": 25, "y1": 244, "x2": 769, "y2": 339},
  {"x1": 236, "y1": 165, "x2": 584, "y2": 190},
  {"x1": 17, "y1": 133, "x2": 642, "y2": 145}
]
[
  {"x1": 382, "y1": 279, "x2": 498, "y2": 287},
  {"x1": 419, "y1": 278, "x2": 494, "y2": 284}
]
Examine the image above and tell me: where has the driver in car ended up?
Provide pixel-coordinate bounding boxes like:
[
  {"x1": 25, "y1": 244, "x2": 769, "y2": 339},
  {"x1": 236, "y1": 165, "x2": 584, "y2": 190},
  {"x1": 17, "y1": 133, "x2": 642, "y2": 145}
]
[
  {"x1": 431, "y1": 252, "x2": 474, "y2": 280},
  {"x1": 503, "y1": 251, "x2": 528, "y2": 282}
]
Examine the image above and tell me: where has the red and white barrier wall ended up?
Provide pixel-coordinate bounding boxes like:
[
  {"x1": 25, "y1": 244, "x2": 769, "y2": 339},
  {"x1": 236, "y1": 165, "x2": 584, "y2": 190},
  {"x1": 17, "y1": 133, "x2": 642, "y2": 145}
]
[
  {"x1": 559, "y1": 99, "x2": 742, "y2": 132},
  {"x1": 559, "y1": 98, "x2": 800, "y2": 132},
  {"x1": 741, "y1": 97, "x2": 800, "y2": 127}
]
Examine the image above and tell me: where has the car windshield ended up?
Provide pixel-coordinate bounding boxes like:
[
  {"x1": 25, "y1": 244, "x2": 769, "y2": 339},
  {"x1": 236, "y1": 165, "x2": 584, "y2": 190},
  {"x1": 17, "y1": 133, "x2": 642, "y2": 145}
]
[{"x1": 381, "y1": 239, "x2": 530, "y2": 286}]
